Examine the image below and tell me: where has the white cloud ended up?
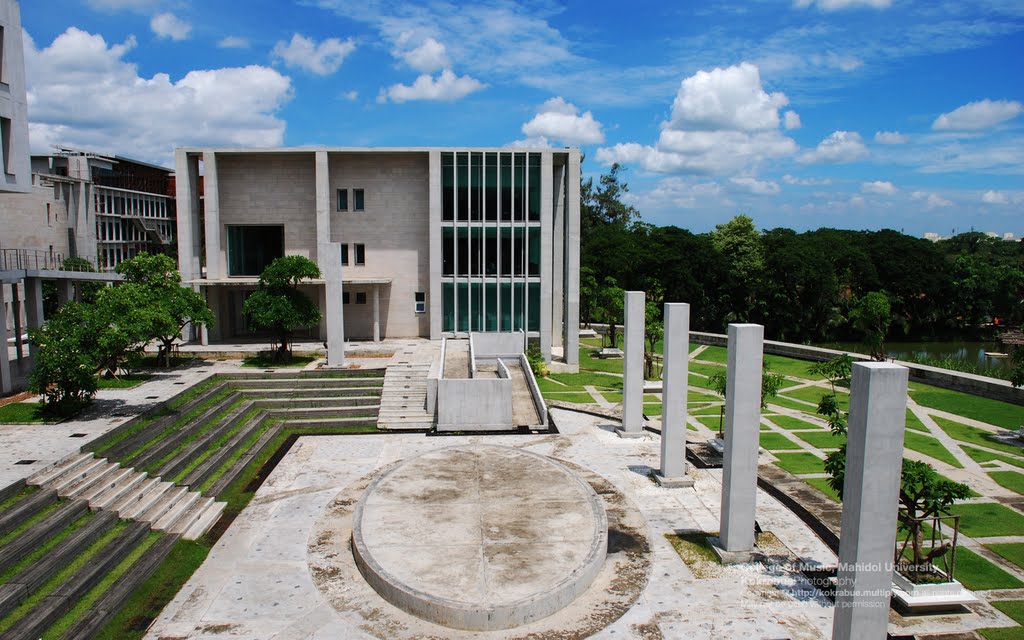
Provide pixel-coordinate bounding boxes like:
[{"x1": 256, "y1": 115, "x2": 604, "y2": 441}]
[
  {"x1": 848, "y1": 195, "x2": 866, "y2": 207},
  {"x1": 782, "y1": 174, "x2": 832, "y2": 186},
  {"x1": 217, "y1": 36, "x2": 250, "y2": 49},
  {"x1": 911, "y1": 190, "x2": 953, "y2": 208},
  {"x1": 393, "y1": 34, "x2": 449, "y2": 72},
  {"x1": 798, "y1": 130, "x2": 869, "y2": 163},
  {"x1": 341, "y1": 90, "x2": 359, "y2": 102},
  {"x1": 519, "y1": 97, "x2": 604, "y2": 146},
  {"x1": 933, "y1": 99, "x2": 1024, "y2": 131},
  {"x1": 730, "y1": 176, "x2": 781, "y2": 195},
  {"x1": 784, "y1": 110, "x2": 801, "y2": 130},
  {"x1": 150, "y1": 13, "x2": 191, "y2": 41},
  {"x1": 641, "y1": 177, "x2": 726, "y2": 209},
  {"x1": 793, "y1": 0, "x2": 892, "y2": 10},
  {"x1": 862, "y1": 180, "x2": 896, "y2": 194},
  {"x1": 668, "y1": 62, "x2": 789, "y2": 132},
  {"x1": 874, "y1": 130, "x2": 909, "y2": 144},
  {"x1": 379, "y1": 69, "x2": 485, "y2": 103},
  {"x1": 982, "y1": 190, "x2": 1009, "y2": 204},
  {"x1": 507, "y1": 136, "x2": 553, "y2": 149},
  {"x1": 25, "y1": 28, "x2": 292, "y2": 165},
  {"x1": 272, "y1": 34, "x2": 355, "y2": 76}
]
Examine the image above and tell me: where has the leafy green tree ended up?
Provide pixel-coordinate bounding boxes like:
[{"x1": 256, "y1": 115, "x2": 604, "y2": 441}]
[
  {"x1": 594, "y1": 277, "x2": 624, "y2": 349},
  {"x1": 711, "y1": 214, "x2": 765, "y2": 324},
  {"x1": 243, "y1": 256, "x2": 322, "y2": 361},
  {"x1": 579, "y1": 266, "x2": 599, "y2": 328},
  {"x1": 91, "y1": 284, "x2": 158, "y2": 376},
  {"x1": 644, "y1": 298, "x2": 664, "y2": 381},
  {"x1": 28, "y1": 302, "x2": 99, "y2": 416},
  {"x1": 849, "y1": 291, "x2": 892, "y2": 359},
  {"x1": 706, "y1": 361, "x2": 784, "y2": 436}
]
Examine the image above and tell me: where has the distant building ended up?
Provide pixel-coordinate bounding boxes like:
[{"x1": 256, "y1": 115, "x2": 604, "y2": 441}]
[
  {"x1": 0, "y1": 0, "x2": 30, "y2": 195},
  {"x1": 174, "y1": 147, "x2": 581, "y2": 365}
]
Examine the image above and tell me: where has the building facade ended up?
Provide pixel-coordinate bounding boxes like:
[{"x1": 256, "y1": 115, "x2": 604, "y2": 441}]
[{"x1": 174, "y1": 148, "x2": 580, "y2": 365}]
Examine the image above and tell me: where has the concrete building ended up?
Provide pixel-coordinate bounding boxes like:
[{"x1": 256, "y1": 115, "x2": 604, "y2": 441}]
[
  {"x1": 0, "y1": 0, "x2": 30, "y2": 196},
  {"x1": 174, "y1": 148, "x2": 580, "y2": 365}
]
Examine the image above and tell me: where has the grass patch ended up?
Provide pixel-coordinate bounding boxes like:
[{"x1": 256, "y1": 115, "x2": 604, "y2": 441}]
[
  {"x1": 43, "y1": 530, "x2": 162, "y2": 640},
  {"x1": 141, "y1": 397, "x2": 246, "y2": 475},
  {"x1": 543, "y1": 391, "x2": 599, "y2": 404},
  {"x1": 0, "y1": 499, "x2": 62, "y2": 547},
  {"x1": 905, "y1": 410, "x2": 929, "y2": 432},
  {"x1": 904, "y1": 431, "x2": 963, "y2": 468},
  {"x1": 548, "y1": 371, "x2": 622, "y2": 390},
  {"x1": 95, "y1": 538, "x2": 211, "y2": 640},
  {"x1": 689, "y1": 362, "x2": 725, "y2": 377},
  {"x1": 766, "y1": 394, "x2": 818, "y2": 412},
  {"x1": 697, "y1": 416, "x2": 723, "y2": 431},
  {"x1": 762, "y1": 354, "x2": 826, "y2": 380},
  {"x1": 793, "y1": 430, "x2": 845, "y2": 450},
  {"x1": 664, "y1": 532, "x2": 723, "y2": 578},
  {"x1": 987, "y1": 543, "x2": 1024, "y2": 572},
  {"x1": 979, "y1": 628, "x2": 1024, "y2": 640},
  {"x1": 696, "y1": 346, "x2": 728, "y2": 363},
  {"x1": 241, "y1": 354, "x2": 317, "y2": 368},
  {"x1": 759, "y1": 432, "x2": 802, "y2": 451},
  {"x1": 121, "y1": 389, "x2": 233, "y2": 466},
  {"x1": 96, "y1": 373, "x2": 153, "y2": 390},
  {"x1": 804, "y1": 477, "x2": 840, "y2": 502},
  {"x1": 964, "y1": 446, "x2": 1024, "y2": 471},
  {"x1": 978, "y1": 601, "x2": 1024, "y2": 640},
  {"x1": 780, "y1": 385, "x2": 849, "y2": 410},
  {"x1": 935, "y1": 417, "x2": 1024, "y2": 458},
  {"x1": 0, "y1": 401, "x2": 60, "y2": 424},
  {"x1": 644, "y1": 403, "x2": 662, "y2": 416},
  {"x1": 773, "y1": 451, "x2": 826, "y2": 475},
  {"x1": 0, "y1": 512, "x2": 93, "y2": 585},
  {"x1": 170, "y1": 406, "x2": 263, "y2": 484},
  {"x1": 990, "y1": 471, "x2": 1024, "y2": 495},
  {"x1": 954, "y1": 546, "x2": 1024, "y2": 591},
  {"x1": 949, "y1": 502, "x2": 1024, "y2": 538},
  {"x1": 765, "y1": 414, "x2": 821, "y2": 430},
  {"x1": 910, "y1": 384, "x2": 1024, "y2": 430}
]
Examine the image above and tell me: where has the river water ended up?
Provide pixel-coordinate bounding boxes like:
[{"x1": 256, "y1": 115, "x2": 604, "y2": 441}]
[{"x1": 816, "y1": 341, "x2": 1013, "y2": 371}]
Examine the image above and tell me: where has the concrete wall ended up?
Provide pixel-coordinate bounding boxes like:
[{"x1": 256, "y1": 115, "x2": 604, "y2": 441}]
[
  {"x1": 329, "y1": 152, "x2": 430, "y2": 339},
  {"x1": 0, "y1": 0, "x2": 31, "y2": 194},
  {"x1": 471, "y1": 332, "x2": 525, "y2": 359},
  {"x1": 690, "y1": 331, "x2": 1023, "y2": 407},
  {"x1": 0, "y1": 183, "x2": 71, "y2": 258},
  {"x1": 436, "y1": 378, "x2": 513, "y2": 431}
]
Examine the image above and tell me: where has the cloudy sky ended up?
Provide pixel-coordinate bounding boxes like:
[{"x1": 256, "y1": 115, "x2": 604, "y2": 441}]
[{"x1": 20, "y1": 0, "x2": 1024, "y2": 236}]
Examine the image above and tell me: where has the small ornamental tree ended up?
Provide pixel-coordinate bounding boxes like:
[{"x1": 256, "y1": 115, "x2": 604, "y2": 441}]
[
  {"x1": 28, "y1": 302, "x2": 99, "y2": 416},
  {"x1": 243, "y1": 256, "x2": 322, "y2": 361},
  {"x1": 644, "y1": 300, "x2": 664, "y2": 381},
  {"x1": 595, "y1": 277, "x2": 624, "y2": 349},
  {"x1": 849, "y1": 291, "x2": 892, "y2": 360},
  {"x1": 706, "y1": 361, "x2": 784, "y2": 437},
  {"x1": 92, "y1": 284, "x2": 158, "y2": 377}
]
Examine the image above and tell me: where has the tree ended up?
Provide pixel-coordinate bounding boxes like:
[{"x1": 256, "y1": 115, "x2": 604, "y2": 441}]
[
  {"x1": 706, "y1": 361, "x2": 784, "y2": 436},
  {"x1": 243, "y1": 256, "x2": 322, "y2": 361},
  {"x1": 28, "y1": 302, "x2": 99, "y2": 416},
  {"x1": 711, "y1": 215, "x2": 765, "y2": 324},
  {"x1": 91, "y1": 284, "x2": 159, "y2": 376},
  {"x1": 594, "y1": 277, "x2": 624, "y2": 349},
  {"x1": 644, "y1": 297, "x2": 664, "y2": 381},
  {"x1": 849, "y1": 291, "x2": 892, "y2": 359}
]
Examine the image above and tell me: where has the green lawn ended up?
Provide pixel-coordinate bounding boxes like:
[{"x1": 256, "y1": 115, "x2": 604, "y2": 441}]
[
  {"x1": 773, "y1": 451, "x2": 826, "y2": 475},
  {"x1": 766, "y1": 395, "x2": 818, "y2": 412},
  {"x1": 759, "y1": 432, "x2": 802, "y2": 451},
  {"x1": 954, "y1": 547, "x2": 1024, "y2": 591},
  {"x1": 989, "y1": 471, "x2": 1024, "y2": 495},
  {"x1": 964, "y1": 446, "x2": 1024, "y2": 470},
  {"x1": 804, "y1": 476, "x2": 840, "y2": 502},
  {"x1": 765, "y1": 414, "x2": 821, "y2": 430},
  {"x1": 780, "y1": 385, "x2": 849, "y2": 410},
  {"x1": 903, "y1": 431, "x2": 963, "y2": 468},
  {"x1": 905, "y1": 410, "x2": 929, "y2": 432},
  {"x1": 935, "y1": 417, "x2": 1024, "y2": 458},
  {"x1": 793, "y1": 430, "x2": 845, "y2": 450},
  {"x1": 987, "y1": 543, "x2": 1024, "y2": 571},
  {"x1": 644, "y1": 403, "x2": 662, "y2": 416},
  {"x1": 697, "y1": 416, "x2": 723, "y2": 431},
  {"x1": 949, "y1": 502, "x2": 1024, "y2": 538},
  {"x1": 910, "y1": 384, "x2": 1024, "y2": 430},
  {"x1": 241, "y1": 354, "x2": 317, "y2": 368},
  {"x1": 696, "y1": 346, "x2": 728, "y2": 363},
  {"x1": 689, "y1": 362, "x2": 725, "y2": 377},
  {"x1": 0, "y1": 401, "x2": 59, "y2": 424},
  {"x1": 545, "y1": 371, "x2": 622, "y2": 391},
  {"x1": 96, "y1": 373, "x2": 153, "y2": 389},
  {"x1": 543, "y1": 391, "x2": 598, "y2": 404},
  {"x1": 979, "y1": 600, "x2": 1024, "y2": 640}
]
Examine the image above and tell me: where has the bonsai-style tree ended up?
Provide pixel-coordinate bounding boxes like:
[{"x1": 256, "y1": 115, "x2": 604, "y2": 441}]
[
  {"x1": 706, "y1": 361, "x2": 784, "y2": 437},
  {"x1": 28, "y1": 302, "x2": 99, "y2": 416},
  {"x1": 816, "y1": 354, "x2": 972, "y2": 582},
  {"x1": 849, "y1": 291, "x2": 892, "y2": 360},
  {"x1": 644, "y1": 299, "x2": 664, "y2": 381},
  {"x1": 115, "y1": 253, "x2": 213, "y2": 367},
  {"x1": 243, "y1": 256, "x2": 321, "y2": 361}
]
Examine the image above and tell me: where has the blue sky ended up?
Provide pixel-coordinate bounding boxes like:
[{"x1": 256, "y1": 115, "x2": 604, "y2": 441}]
[{"x1": 20, "y1": 0, "x2": 1024, "y2": 237}]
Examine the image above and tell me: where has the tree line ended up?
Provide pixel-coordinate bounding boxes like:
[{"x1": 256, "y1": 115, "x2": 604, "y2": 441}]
[{"x1": 581, "y1": 164, "x2": 1024, "y2": 347}]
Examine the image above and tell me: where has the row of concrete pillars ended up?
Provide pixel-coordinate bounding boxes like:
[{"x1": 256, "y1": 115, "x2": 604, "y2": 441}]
[{"x1": 617, "y1": 290, "x2": 907, "y2": 640}]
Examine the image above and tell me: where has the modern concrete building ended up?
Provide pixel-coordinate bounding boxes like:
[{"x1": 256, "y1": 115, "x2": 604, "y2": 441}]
[
  {"x1": 0, "y1": 0, "x2": 30, "y2": 196},
  {"x1": 174, "y1": 148, "x2": 580, "y2": 365}
]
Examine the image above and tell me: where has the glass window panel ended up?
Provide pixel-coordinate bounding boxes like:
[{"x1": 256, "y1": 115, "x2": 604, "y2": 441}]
[
  {"x1": 456, "y1": 282, "x2": 469, "y2": 332},
  {"x1": 442, "y1": 153, "x2": 454, "y2": 221},
  {"x1": 442, "y1": 227, "x2": 454, "y2": 276},
  {"x1": 470, "y1": 283, "x2": 483, "y2": 331},
  {"x1": 484, "y1": 227, "x2": 498, "y2": 276},
  {"x1": 337, "y1": 189, "x2": 348, "y2": 211},
  {"x1": 528, "y1": 153, "x2": 541, "y2": 221},
  {"x1": 500, "y1": 153, "x2": 512, "y2": 221},
  {"x1": 485, "y1": 153, "x2": 498, "y2": 221},
  {"x1": 442, "y1": 282, "x2": 454, "y2": 331},
  {"x1": 528, "y1": 283, "x2": 541, "y2": 331},
  {"x1": 500, "y1": 282, "x2": 512, "y2": 331},
  {"x1": 456, "y1": 228, "x2": 468, "y2": 276},
  {"x1": 227, "y1": 225, "x2": 283, "y2": 276},
  {"x1": 456, "y1": 153, "x2": 469, "y2": 221},
  {"x1": 514, "y1": 153, "x2": 526, "y2": 222},
  {"x1": 355, "y1": 243, "x2": 365, "y2": 265},
  {"x1": 485, "y1": 283, "x2": 498, "y2": 331},
  {"x1": 470, "y1": 153, "x2": 482, "y2": 221},
  {"x1": 499, "y1": 227, "x2": 512, "y2": 276},
  {"x1": 354, "y1": 188, "x2": 364, "y2": 211},
  {"x1": 513, "y1": 282, "x2": 526, "y2": 331},
  {"x1": 528, "y1": 227, "x2": 541, "y2": 276},
  {"x1": 341, "y1": 244, "x2": 348, "y2": 265}
]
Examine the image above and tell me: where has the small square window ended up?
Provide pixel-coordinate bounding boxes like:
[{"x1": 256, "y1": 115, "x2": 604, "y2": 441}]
[
  {"x1": 340, "y1": 244, "x2": 349, "y2": 266},
  {"x1": 354, "y1": 243, "x2": 365, "y2": 266},
  {"x1": 415, "y1": 292, "x2": 426, "y2": 313},
  {"x1": 337, "y1": 188, "x2": 348, "y2": 211},
  {"x1": 353, "y1": 188, "x2": 365, "y2": 211},
  {"x1": 355, "y1": 292, "x2": 367, "y2": 305},
  {"x1": 343, "y1": 292, "x2": 350, "y2": 304}
]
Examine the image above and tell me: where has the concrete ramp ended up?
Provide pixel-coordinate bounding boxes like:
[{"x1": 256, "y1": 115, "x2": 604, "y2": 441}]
[{"x1": 503, "y1": 358, "x2": 544, "y2": 427}]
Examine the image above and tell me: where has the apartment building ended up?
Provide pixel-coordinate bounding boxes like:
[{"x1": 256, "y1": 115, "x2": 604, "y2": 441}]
[{"x1": 174, "y1": 148, "x2": 580, "y2": 365}]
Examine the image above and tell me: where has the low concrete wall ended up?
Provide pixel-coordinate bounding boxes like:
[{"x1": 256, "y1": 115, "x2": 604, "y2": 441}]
[
  {"x1": 689, "y1": 331, "x2": 1023, "y2": 407},
  {"x1": 471, "y1": 332, "x2": 525, "y2": 360},
  {"x1": 515, "y1": 354, "x2": 548, "y2": 428},
  {"x1": 436, "y1": 378, "x2": 513, "y2": 432}
]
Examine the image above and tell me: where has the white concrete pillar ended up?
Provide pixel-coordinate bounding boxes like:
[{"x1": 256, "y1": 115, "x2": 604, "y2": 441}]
[
  {"x1": 539, "y1": 151, "x2": 553, "y2": 363},
  {"x1": 832, "y1": 362, "x2": 908, "y2": 640},
  {"x1": 617, "y1": 290, "x2": 646, "y2": 438},
  {"x1": 23, "y1": 278, "x2": 43, "y2": 359},
  {"x1": 322, "y1": 242, "x2": 346, "y2": 367},
  {"x1": 202, "y1": 152, "x2": 222, "y2": 279},
  {"x1": 563, "y1": 150, "x2": 581, "y2": 366},
  {"x1": 656, "y1": 303, "x2": 693, "y2": 487},
  {"x1": 428, "y1": 150, "x2": 443, "y2": 340},
  {"x1": 373, "y1": 286, "x2": 381, "y2": 342},
  {"x1": 717, "y1": 323, "x2": 764, "y2": 559}
]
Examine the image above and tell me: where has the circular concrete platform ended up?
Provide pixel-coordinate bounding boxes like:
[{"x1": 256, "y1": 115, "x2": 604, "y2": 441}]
[{"x1": 350, "y1": 445, "x2": 608, "y2": 631}]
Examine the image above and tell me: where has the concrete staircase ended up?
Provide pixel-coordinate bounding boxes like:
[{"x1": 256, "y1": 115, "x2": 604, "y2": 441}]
[
  {"x1": 377, "y1": 342, "x2": 439, "y2": 430},
  {"x1": 27, "y1": 452, "x2": 225, "y2": 541}
]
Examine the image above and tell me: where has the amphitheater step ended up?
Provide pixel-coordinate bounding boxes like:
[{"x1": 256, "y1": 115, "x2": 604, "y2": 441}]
[
  {"x1": 27, "y1": 452, "x2": 95, "y2": 488},
  {"x1": 79, "y1": 467, "x2": 139, "y2": 507},
  {"x1": 179, "y1": 412, "x2": 271, "y2": 490},
  {"x1": 151, "y1": 488, "x2": 200, "y2": 531},
  {"x1": 0, "y1": 500, "x2": 89, "y2": 576},
  {"x1": 58, "y1": 461, "x2": 123, "y2": 500},
  {"x1": 115, "y1": 479, "x2": 171, "y2": 520},
  {"x1": 180, "y1": 500, "x2": 226, "y2": 541},
  {"x1": 128, "y1": 391, "x2": 243, "y2": 472},
  {"x1": 0, "y1": 488, "x2": 59, "y2": 538}
]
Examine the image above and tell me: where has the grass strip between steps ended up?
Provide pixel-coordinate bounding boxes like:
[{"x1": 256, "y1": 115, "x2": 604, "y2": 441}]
[
  {"x1": 0, "y1": 512, "x2": 94, "y2": 586},
  {"x1": 141, "y1": 397, "x2": 247, "y2": 476},
  {"x1": 0, "y1": 485, "x2": 39, "y2": 514},
  {"x1": 196, "y1": 419, "x2": 277, "y2": 496},
  {"x1": 170, "y1": 406, "x2": 264, "y2": 485},
  {"x1": 0, "y1": 500, "x2": 64, "y2": 548},
  {"x1": 120, "y1": 389, "x2": 233, "y2": 466},
  {"x1": 0, "y1": 521, "x2": 129, "y2": 635},
  {"x1": 41, "y1": 530, "x2": 162, "y2": 640},
  {"x1": 91, "y1": 379, "x2": 218, "y2": 457}
]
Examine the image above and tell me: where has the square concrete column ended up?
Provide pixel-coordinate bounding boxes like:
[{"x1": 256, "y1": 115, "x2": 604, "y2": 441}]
[
  {"x1": 617, "y1": 290, "x2": 646, "y2": 438},
  {"x1": 322, "y1": 242, "x2": 346, "y2": 367},
  {"x1": 656, "y1": 303, "x2": 693, "y2": 487},
  {"x1": 11, "y1": 284, "x2": 24, "y2": 361},
  {"x1": 56, "y1": 280, "x2": 74, "y2": 308},
  {"x1": 0, "y1": 284, "x2": 11, "y2": 394},
  {"x1": 202, "y1": 152, "x2": 223, "y2": 279},
  {"x1": 23, "y1": 278, "x2": 43, "y2": 329},
  {"x1": 715, "y1": 323, "x2": 764, "y2": 560},
  {"x1": 563, "y1": 149, "x2": 581, "y2": 366},
  {"x1": 832, "y1": 362, "x2": 908, "y2": 640},
  {"x1": 372, "y1": 286, "x2": 381, "y2": 342}
]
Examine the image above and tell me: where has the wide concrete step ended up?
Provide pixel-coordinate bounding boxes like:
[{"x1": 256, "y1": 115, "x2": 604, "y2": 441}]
[
  {"x1": 152, "y1": 489, "x2": 200, "y2": 531},
  {"x1": 179, "y1": 413, "x2": 271, "y2": 490},
  {"x1": 28, "y1": 452, "x2": 95, "y2": 488},
  {"x1": 224, "y1": 376, "x2": 384, "y2": 387},
  {"x1": 252, "y1": 396, "x2": 381, "y2": 409},
  {"x1": 169, "y1": 496, "x2": 215, "y2": 536},
  {"x1": 115, "y1": 479, "x2": 171, "y2": 520},
  {"x1": 89, "y1": 470, "x2": 149, "y2": 511},
  {"x1": 58, "y1": 461, "x2": 123, "y2": 499},
  {"x1": 182, "y1": 500, "x2": 226, "y2": 541},
  {"x1": 79, "y1": 467, "x2": 135, "y2": 505},
  {"x1": 284, "y1": 417, "x2": 382, "y2": 428},
  {"x1": 267, "y1": 405, "x2": 380, "y2": 418},
  {"x1": 129, "y1": 391, "x2": 243, "y2": 472}
]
